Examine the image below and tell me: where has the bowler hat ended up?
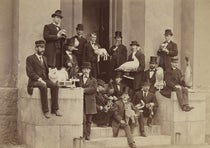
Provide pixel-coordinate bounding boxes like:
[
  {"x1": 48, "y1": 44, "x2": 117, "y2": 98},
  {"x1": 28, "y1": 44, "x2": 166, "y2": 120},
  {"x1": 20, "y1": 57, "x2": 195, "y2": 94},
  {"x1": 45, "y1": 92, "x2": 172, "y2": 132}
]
[
  {"x1": 81, "y1": 62, "x2": 92, "y2": 69},
  {"x1": 76, "y1": 24, "x2": 84, "y2": 30},
  {"x1": 97, "y1": 79, "x2": 105, "y2": 87},
  {"x1": 51, "y1": 10, "x2": 63, "y2": 18},
  {"x1": 66, "y1": 38, "x2": 75, "y2": 47},
  {"x1": 149, "y1": 56, "x2": 158, "y2": 64},
  {"x1": 164, "y1": 29, "x2": 173, "y2": 36},
  {"x1": 35, "y1": 40, "x2": 45, "y2": 45},
  {"x1": 130, "y1": 41, "x2": 139, "y2": 46},
  {"x1": 114, "y1": 31, "x2": 122, "y2": 38},
  {"x1": 171, "y1": 57, "x2": 179, "y2": 63}
]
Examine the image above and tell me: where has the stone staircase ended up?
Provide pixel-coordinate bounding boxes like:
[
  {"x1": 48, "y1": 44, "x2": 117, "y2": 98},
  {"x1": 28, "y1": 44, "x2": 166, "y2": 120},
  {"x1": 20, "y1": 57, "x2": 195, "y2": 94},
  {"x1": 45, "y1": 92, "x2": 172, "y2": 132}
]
[{"x1": 83, "y1": 124, "x2": 171, "y2": 148}]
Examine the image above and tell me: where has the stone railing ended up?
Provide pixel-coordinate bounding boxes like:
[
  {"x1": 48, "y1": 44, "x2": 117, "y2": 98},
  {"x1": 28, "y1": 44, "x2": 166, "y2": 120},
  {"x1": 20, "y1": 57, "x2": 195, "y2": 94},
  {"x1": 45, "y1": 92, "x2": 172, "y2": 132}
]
[
  {"x1": 18, "y1": 88, "x2": 83, "y2": 148},
  {"x1": 154, "y1": 91, "x2": 206, "y2": 144}
]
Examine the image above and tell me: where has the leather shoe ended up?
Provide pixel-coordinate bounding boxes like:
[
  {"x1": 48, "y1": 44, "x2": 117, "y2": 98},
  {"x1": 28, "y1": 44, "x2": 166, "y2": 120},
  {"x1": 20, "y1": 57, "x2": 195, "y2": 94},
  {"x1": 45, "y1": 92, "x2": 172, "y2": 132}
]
[
  {"x1": 85, "y1": 136, "x2": 90, "y2": 140},
  {"x1": 53, "y1": 110, "x2": 62, "y2": 116},
  {"x1": 140, "y1": 132, "x2": 147, "y2": 137},
  {"x1": 43, "y1": 112, "x2": 50, "y2": 119},
  {"x1": 185, "y1": 106, "x2": 194, "y2": 112},
  {"x1": 129, "y1": 142, "x2": 137, "y2": 148}
]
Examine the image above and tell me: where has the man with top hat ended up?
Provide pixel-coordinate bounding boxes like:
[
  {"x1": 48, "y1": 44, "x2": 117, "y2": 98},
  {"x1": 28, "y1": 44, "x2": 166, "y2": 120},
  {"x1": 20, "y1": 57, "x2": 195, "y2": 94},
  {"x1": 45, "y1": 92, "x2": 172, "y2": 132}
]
[
  {"x1": 157, "y1": 29, "x2": 178, "y2": 71},
  {"x1": 63, "y1": 38, "x2": 79, "y2": 79},
  {"x1": 83, "y1": 32, "x2": 100, "y2": 78},
  {"x1": 26, "y1": 40, "x2": 62, "y2": 118},
  {"x1": 127, "y1": 41, "x2": 145, "y2": 91},
  {"x1": 160, "y1": 58, "x2": 194, "y2": 112},
  {"x1": 70, "y1": 24, "x2": 87, "y2": 68},
  {"x1": 43, "y1": 10, "x2": 67, "y2": 69},
  {"x1": 142, "y1": 56, "x2": 158, "y2": 93},
  {"x1": 109, "y1": 31, "x2": 127, "y2": 78},
  {"x1": 77, "y1": 62, "x2": 97, "y2": 140},
  {"x1": 133, "y1": 80, "x2": 158, "y2": 130}
]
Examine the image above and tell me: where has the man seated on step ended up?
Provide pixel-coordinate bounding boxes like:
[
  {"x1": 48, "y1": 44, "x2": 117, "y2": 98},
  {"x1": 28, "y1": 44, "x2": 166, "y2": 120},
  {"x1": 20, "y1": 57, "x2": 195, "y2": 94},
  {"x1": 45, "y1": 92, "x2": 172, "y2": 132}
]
[
  {"x1": 111, "y1": 93, "x2": 137, "y2": 148},
  {"x1": 133, "y1": 80, "x2": 158, "y2": 131},
  {"x1": 160, "y1": 57, "x2": 194, "y2": 112}
]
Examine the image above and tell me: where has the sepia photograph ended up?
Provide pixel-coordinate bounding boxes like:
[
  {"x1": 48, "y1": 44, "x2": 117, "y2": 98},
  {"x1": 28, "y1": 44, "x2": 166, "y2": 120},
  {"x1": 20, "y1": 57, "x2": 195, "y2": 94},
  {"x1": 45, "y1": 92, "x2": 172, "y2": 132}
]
[{"x1": 0, "y1": 0, "x2": 210, "y2": 148}]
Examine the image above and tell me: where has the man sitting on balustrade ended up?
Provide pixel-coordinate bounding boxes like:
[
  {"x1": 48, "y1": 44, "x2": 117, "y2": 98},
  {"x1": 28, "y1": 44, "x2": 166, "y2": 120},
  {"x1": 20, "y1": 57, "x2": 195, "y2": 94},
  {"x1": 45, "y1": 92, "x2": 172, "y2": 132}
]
[
  {"x1": 26, "y1": 40, "x2": 62, "y2": 119},
  {"x1": 160, "y1": 58, "x2": 194, "y2": 112}
]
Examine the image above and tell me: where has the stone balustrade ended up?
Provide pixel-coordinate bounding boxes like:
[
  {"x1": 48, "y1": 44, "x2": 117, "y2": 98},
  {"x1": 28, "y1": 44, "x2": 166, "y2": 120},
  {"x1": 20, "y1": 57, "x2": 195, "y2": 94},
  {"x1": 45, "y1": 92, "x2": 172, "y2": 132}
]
[
  {"x1": 18, "y1": 88, "x2": 83, "y2": 148},
  {"x1": 154, "y1": 91, "x2": 206, "y2": 144}
]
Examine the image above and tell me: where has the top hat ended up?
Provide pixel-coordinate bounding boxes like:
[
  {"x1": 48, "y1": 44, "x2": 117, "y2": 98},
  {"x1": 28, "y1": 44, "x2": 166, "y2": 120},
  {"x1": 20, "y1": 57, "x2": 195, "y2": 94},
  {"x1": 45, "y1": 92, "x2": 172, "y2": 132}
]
[
  {"x1": 149, "y1": 56, "x2": 158, "y2": 64},
  {"x1": 97, "y1": 79, "x2": 105, "y2": 87},
  {"x1": 114, "y1": 31, "x2": 122, "y2": 38},
  {"x1": 164, "y1": 29, "x2": 173, "y2": 36},
  {"x1": 171, "y1": 57, "x2": 179, "y2": 63},
  {"x1": 76, "y1": 24, "x2": 84, "y2": 30},
  {"x1": 35, "y1": 40, "x2": 45, "y2": 45},
  {"x1": 66, "y1": 38, "x2": 75, "y2": 47},
  {"x1": 51, "y1": 10, "x2": 63, "y2": 18},
  {"x1": 130, "y1": 41, "x2": 139, "y2": 46},
  {"x1": 81, "y1": 62, "x2": 92, "y2": 69}
]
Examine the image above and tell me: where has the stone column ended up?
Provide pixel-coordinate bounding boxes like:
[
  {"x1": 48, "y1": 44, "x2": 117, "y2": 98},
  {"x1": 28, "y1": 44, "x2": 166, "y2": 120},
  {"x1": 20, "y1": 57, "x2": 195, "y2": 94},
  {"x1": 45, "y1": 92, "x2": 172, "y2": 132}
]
[{"x1": 61, "y1": 0, "x2": 83, "y2": 37}]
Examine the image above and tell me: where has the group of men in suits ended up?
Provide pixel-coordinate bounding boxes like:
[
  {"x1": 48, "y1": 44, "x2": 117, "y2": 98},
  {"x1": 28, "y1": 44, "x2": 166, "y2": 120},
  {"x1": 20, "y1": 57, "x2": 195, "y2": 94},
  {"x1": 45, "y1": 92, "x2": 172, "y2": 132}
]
[{"x1": 25, "y1": 9, "x2": 194, "y2": 148}]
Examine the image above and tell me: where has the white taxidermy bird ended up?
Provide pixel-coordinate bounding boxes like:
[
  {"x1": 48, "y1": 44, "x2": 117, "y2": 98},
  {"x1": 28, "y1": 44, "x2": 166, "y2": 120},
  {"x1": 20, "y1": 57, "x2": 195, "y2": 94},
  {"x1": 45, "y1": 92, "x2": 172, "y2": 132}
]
[
  {"x1": 154, "y1": 67, "x2": 165, "y2": 91},
  {"x1": 48, "y1": 68, "x2": 68, "y2": 83},
  {"x1": 184, "y1": 57, "x2": 193, "y2": 88},
  {"x1": 115, "y1": 53, "x2": 139, "y2": 72}
]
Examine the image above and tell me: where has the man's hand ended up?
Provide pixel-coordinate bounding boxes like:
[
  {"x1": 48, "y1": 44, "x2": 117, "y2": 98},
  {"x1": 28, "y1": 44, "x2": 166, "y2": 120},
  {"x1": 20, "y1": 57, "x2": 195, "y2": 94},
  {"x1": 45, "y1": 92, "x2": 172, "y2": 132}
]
[
  {"x1": 120, "y1": 120, "x2": 127, "y2": 126},
  {"x1": 57, "y1": 29, "x2": 66, "y2": 38},
  {"x1": 162, "y1": 48, "x2": 169, "y2": 54},
  {"x1": 67, "y1": 62, "x2": 72, "y2": 67},
  {"x1": 38, "y1": 78, "x2": 46, "y2": 85},
  {"x1": 175, "y1": 85, "x2": 182, "y2": 89}
]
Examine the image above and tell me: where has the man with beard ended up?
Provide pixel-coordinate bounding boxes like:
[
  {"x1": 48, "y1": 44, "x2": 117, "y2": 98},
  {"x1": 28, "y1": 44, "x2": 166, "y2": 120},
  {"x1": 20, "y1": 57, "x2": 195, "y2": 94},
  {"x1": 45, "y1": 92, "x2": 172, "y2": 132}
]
[
  {"x1": 70, "y1": 24, "x2": 87, "y2": 68},
  {"x1": 43, "y1": 10, "x2": 66, "y2": 69},
  {"x1": 109, "y1": 31, "x2": 127, "y2": 78},
  {"x1": 26, "y1": 40, "x2": 62, "y2": 118},
  {"x1": 142, "y1": 56, "x2": 158, "y2": 93}
]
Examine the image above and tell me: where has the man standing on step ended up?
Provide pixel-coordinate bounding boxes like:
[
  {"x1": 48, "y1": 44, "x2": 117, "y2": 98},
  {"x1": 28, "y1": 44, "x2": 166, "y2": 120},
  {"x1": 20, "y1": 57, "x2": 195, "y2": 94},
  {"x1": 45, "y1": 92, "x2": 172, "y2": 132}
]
[
  {"x1": 112, "y1": 94, "x2": 137, "y2": 148},
  {"x1": 78, "y1": 62, "x2": 97, "y2": 140},
  {"x1": 70, "y1": 24, "x2": 87, "y2": 69},
  {"x1": 26, "y1": 40, "x2": 62, "y2": 118},
  {"x1": 43, "y1": 10, "x2": 66, "y2": 69}
]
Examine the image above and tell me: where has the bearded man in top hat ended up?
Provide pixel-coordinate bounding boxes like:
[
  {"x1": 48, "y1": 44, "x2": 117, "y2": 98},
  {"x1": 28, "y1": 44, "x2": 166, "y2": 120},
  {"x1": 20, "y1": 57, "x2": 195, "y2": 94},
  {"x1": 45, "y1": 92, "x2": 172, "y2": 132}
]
[
  {"x1": 109, "y1": 31, "x2": 127, "y2": 79},
  {"x1": 43, "y1": 10, "x2": 67, "y2": 69},
  {"x1": 160, "y1": 58, "x2": 194, "y2": 112},
  {"x1": 77, "y1": 62, "x2": 97, "y2": 140},
  {"x1": 127, "y1": 41, "x2": 145, "y2": 91},
  {"x1": 70, "y1": 24, "x2": 87, "y2": 68},
  {"x1": 26, "y1": 40, "x2": 62, "y2": 118},
  {"x1": 142, "y1": 56, "x2": 158, "y2": 93},
  {"x1": 157, "y1": 29, "x2": 178, "y2": 71}
]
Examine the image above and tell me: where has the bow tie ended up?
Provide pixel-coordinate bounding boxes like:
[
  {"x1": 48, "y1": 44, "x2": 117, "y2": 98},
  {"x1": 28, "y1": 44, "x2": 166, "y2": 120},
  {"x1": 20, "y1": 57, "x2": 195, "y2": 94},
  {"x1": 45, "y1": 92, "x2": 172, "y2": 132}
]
[{"x1": 150, "y1": 69, "x2": 155, "y2": 72}]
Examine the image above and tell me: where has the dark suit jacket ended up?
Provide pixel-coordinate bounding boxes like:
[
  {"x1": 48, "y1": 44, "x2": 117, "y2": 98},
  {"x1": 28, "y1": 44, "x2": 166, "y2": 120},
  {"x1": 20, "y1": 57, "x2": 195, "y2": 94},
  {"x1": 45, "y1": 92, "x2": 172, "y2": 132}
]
[
  {"x1": 63, "y1": 52, "x2": 78, "y2": 78},
  {"x1": 78, "y1": 75, "x2": 97, "y2": 114},
  {"x1": 160, "y1": 68, "x2": 184, "y2": 98},
  {"x1": 142, "y1": 69, "x2": 157, "y2": 93},
  {"x1": 109, "y1": 44, "x2": 127, "y2": 70},
  {"x1": 110, "y1": 81, "x2": 126, "y2": 98},
  {"x1": 133, "y1": 91, "x2": 158, "y2": 108},
  {"x1": 26, "y1": 54, "x2": 49, "y2": 94},
  {"x1": 128, "y1": 50, "x2": 145, "y2": 90},
  {"x1": 157, "y1": 41, "x2": 178, "y2": 71},
  {"x1": 112, "y1": 99, "x2": 125, "y2": 126},
  {"x1": 43, "y1": 23, "x2": 62, "y2": 67},
  {"x1": 70, "y1": 35, "x2": 87, "y2": 66}
]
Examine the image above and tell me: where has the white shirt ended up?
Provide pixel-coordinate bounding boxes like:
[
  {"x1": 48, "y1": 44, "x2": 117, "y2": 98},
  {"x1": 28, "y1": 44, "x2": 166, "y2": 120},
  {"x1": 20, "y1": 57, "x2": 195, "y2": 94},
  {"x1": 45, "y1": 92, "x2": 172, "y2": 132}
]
[
  {"x1": 83, "y1": 75, "x2": 89, "y2": 84},
  {"x1": 35, "y1": 54, "x2": 43, "y2": 64},
  {"x1": 143, "y1": 91, "x2": 148, "y2": 97},
  {"x1": 149, "y1": 69, "x2": 155, "y2": 78}
]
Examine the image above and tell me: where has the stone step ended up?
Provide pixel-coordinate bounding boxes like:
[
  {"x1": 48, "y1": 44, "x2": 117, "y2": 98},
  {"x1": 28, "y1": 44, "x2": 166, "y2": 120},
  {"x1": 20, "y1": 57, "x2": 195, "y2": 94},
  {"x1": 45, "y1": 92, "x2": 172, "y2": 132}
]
[
  {"x1": 0, "y1": 144, "x2": 26, "y2": 148},
  {"x1": 84, "y1": 135, "x2": 171, "y2": 148},
  {"x1": 91, "y1": 125, "x2": 161, "y2": 139}
]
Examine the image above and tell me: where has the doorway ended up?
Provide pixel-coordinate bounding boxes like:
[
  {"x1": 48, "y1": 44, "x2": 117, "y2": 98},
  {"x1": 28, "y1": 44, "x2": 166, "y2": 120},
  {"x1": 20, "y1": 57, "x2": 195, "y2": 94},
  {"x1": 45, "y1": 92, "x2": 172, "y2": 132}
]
[{"x1": 83, "y1": 0, "x2": 110, "y2": 81}]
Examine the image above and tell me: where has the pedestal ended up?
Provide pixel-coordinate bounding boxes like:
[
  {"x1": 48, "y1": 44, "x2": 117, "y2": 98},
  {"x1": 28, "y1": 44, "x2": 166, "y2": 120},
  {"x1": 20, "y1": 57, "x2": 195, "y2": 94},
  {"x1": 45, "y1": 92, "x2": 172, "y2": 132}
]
[
  {"x1": 155, "y1": 91, "x2": 206, "y2": 144},
  {"x1": 18, "y1": 88, "x2": 83, "y2": 148}
]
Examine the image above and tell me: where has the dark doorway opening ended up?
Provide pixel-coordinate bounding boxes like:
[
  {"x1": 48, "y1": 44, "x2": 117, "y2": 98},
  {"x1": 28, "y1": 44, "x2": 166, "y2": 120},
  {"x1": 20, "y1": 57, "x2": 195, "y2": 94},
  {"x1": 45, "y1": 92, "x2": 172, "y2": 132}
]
[{"x1": 83, "y1": 0, "x2": 110, "y2": 81}]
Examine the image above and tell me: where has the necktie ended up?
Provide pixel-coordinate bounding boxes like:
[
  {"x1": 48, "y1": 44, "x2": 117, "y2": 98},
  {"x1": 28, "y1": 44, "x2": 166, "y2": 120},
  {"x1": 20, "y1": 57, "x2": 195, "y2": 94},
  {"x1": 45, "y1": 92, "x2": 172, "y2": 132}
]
[{"x1": 39, "y1": 56, "x2": 43, "y2": 65}]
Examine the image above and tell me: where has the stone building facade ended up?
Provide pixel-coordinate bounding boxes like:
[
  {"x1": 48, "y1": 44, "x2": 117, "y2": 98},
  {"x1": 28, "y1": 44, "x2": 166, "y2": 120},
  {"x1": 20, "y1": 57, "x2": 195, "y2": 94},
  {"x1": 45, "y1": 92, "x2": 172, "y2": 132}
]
[{"x1": 0, "y1": 0, "x2": 210, "y2": 145}]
